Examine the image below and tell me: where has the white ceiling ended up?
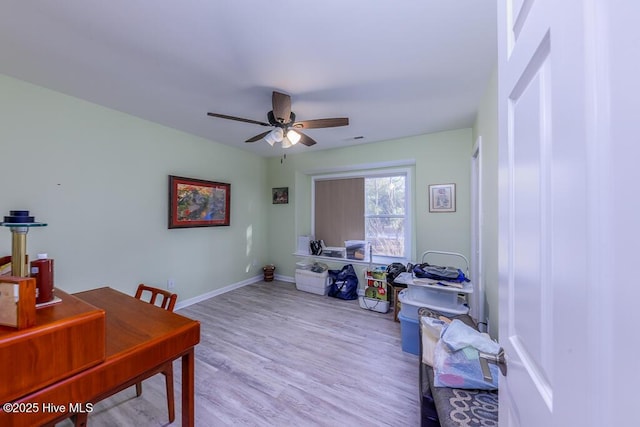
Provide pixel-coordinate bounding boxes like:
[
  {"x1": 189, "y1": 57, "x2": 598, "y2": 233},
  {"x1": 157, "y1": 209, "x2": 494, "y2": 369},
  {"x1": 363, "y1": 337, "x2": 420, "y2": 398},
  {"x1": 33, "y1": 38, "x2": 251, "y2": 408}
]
[{"x1": 0, "y1": 1, "x2": 497, "y2": 157}]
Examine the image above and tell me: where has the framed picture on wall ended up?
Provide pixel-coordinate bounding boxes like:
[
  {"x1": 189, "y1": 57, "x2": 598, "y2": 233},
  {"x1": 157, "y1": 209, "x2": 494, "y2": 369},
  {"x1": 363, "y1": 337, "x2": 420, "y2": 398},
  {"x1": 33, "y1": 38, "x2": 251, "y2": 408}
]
[
  {"x1": 168, "y1": 175, "x2": 230, "y2": 228},
  {"x1": 429, "y1": 183, "x2": 456, "y2": 212},
  {"x1": 272, "y1": 187, "x2": 289, "y2": 204}
]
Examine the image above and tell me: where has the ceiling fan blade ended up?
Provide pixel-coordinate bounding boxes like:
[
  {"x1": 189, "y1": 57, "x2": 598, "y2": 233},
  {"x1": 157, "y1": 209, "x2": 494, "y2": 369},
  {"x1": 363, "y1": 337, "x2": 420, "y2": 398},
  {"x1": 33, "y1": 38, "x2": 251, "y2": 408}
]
[
  {"x1": 272, "y1": 91, "x2": 292, "y2": 124},
  {"x1": 297, "y1": 131, "x2": 317, "y2": 147},
  {"x1": 292, "y1": 117, "x2": 349, "y2": 129},
  {"x1": 207, "y1": 112, "x2": 270, "y2": 127},
  {"x1": 245, "y1": 130, "x2": 272, "y2": 143}
]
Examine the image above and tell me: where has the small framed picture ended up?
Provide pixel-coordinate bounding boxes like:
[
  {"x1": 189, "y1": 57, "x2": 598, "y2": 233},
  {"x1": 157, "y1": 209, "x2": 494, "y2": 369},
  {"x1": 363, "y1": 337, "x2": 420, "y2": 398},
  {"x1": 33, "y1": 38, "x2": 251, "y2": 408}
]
[
  {"x1": 429, "y1": 183, "x2": 456, "y2": 213},
  {"x1": 272, "y1": 187, "x2": 289, "y2": 204}
]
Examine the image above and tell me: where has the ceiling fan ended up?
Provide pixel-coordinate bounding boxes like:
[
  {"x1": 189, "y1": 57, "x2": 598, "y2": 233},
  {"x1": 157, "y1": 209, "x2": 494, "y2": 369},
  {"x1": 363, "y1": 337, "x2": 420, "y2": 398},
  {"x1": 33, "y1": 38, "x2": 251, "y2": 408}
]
[{"x1": 207, "y1": 91, "x2": 349, "y2": 148}]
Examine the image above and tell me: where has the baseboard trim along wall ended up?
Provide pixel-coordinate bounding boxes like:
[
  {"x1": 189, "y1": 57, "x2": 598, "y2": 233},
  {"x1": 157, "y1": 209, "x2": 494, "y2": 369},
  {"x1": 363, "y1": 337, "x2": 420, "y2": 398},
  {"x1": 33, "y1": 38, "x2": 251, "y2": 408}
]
[{"x1": 174, "y1": 274, "x2": 296, "y2": 310}]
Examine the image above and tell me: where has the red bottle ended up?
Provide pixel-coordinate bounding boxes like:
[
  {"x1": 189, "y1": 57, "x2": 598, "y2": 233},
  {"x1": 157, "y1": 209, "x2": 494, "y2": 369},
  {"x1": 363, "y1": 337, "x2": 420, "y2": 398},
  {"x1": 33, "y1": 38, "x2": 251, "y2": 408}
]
[{"x1": 31, "y1": 253, "x2": 54, "y2": 304}]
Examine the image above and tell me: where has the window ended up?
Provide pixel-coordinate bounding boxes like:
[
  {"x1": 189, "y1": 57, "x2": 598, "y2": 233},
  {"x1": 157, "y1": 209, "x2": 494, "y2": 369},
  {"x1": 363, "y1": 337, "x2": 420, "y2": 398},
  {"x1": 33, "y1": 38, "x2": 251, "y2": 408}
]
[
  {"x1": 365, "y1": 175, "x2": 406, "y2": 257},
  {"x1": 312, "y1": 165, "x2": 412, "y2": 261}
]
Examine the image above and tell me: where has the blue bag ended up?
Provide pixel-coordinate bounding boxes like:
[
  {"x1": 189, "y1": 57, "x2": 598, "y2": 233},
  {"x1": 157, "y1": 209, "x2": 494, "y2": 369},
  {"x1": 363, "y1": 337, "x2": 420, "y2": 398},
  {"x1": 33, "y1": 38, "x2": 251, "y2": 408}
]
[{"x1": 328, "y1": 264, "x2": 359, "y2": 300}]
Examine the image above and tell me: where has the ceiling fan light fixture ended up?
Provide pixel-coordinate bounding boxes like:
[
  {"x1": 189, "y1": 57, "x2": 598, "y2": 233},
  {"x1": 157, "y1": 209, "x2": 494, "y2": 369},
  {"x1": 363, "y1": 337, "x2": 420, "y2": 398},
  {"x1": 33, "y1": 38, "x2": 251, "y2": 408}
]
[
  {"x1": 287, "y1": 129, "x2": 301, "y2": 145},
  {"x1": 264, "y1": 128, "x2": 283, "y2": 146},
  {"x1": 281, "y1": 137, "x2": 292, "y2": 149}
]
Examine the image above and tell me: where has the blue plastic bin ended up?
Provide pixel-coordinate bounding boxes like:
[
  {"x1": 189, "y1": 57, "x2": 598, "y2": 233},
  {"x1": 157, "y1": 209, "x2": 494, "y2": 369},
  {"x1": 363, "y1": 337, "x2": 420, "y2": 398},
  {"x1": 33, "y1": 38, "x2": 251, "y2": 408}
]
[{"x1": 398, "y1": 310, "x2": 420, "y2": 355}]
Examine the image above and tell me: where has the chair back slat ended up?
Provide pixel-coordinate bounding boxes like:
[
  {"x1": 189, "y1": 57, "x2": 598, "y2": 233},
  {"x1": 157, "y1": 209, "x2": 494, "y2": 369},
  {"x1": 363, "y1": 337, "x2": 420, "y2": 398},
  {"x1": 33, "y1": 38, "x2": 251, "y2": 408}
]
[{"x1": 135, "y1": 284, "x2": 177, "y2": 312}]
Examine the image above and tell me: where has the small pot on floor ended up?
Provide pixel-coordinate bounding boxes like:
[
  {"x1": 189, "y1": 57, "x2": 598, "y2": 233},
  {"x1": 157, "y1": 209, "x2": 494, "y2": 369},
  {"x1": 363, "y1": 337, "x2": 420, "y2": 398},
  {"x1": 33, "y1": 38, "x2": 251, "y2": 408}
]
[{"x1": 263, "y1": 265, "x2": 275, "y2": 282}]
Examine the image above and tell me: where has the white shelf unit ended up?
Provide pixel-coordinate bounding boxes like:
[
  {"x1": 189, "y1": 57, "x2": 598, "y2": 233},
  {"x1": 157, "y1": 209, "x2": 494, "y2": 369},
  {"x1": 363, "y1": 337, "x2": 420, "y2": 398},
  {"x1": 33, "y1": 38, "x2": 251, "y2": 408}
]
[{"x1": 293, "y1": 252, "x2": 390, "y2": 267}]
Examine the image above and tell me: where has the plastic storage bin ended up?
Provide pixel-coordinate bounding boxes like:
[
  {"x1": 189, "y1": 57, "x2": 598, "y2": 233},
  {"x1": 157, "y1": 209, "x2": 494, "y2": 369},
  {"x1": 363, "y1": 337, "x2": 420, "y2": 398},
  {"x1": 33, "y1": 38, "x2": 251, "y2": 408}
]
[
  {"x1": 398, "y1": 288, "x2": 469, "y2": 319},
  {"x1": 345, "y1": 240, "x2": 369, "y2": 260},
  {"x1": 406, "y1": 283, "x2": 468, "y2": 307},
  {"x1": 399, "y1": 310, "x2": 420, "y2": 355},
  {"x1": 295, "y1": 269, "x2": 331, "y2": 295},
  {"x1": 322, "y1": 247, "x2": 346, "y2": 258}
]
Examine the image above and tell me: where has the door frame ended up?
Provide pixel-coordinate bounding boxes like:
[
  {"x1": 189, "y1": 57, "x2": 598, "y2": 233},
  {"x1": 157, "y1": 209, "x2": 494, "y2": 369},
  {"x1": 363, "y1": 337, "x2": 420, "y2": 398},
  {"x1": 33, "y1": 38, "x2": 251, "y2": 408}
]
[{"x1": 470, "y1": 136, "x2": 484, "y2": 330}]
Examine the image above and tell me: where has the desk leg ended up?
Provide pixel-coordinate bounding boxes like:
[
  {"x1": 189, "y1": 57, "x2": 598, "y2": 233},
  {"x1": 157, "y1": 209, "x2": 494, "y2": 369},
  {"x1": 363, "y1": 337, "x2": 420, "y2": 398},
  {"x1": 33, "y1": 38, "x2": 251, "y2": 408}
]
[
  {"x1": 182, "y1": 348, "x2": 195, "y2": 427},
  {"x1": 393, "y1": 286, "x2": 401, "y2": 322}
]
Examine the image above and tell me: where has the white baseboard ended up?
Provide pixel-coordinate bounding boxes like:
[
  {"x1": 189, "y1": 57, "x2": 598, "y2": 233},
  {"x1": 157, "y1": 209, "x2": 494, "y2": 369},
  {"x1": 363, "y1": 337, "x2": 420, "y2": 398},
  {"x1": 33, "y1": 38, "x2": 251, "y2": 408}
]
[
  {"x1": 174, "y1": 275, "x2": 261, "y2": 310},
  {"x1": 174, "y1": 273, "x2": 296, "y2": 310},
  {"x1": 274, "y1": 274, "x2": 294, "y2": 283}
]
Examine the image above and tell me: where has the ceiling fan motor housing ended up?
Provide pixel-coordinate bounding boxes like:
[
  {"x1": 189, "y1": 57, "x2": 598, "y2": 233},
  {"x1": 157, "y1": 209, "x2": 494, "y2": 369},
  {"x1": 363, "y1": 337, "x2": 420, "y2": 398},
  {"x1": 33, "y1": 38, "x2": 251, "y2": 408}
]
[{"x1": 268, "y1": 110, "x2": 295, "y2": 126}]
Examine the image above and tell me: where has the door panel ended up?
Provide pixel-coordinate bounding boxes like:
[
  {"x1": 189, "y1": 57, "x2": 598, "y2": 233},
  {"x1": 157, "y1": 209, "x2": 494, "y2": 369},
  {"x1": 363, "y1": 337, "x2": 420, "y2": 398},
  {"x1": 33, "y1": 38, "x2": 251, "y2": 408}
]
[
  {"x1": 511, "y1": 47, "x2": 551, "y2": 387},
  {"x1": 500, "y1": 9, "x2": 553, "y2": 423},
  {"x1": 499, "y1": 0, "x2": 572, "y2": 423}
]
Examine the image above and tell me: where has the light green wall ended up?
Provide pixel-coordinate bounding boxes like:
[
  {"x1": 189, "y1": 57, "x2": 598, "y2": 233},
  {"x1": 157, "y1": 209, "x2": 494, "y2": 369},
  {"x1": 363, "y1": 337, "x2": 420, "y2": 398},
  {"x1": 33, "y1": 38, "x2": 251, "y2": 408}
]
[
  {"x1": 266, "y1": 129, "x2": 474, "y2": 278},
  {"x1": 0, "y1": 74, "x2": 269, "y2": 300},
  {"x1": 472, "y1": 65, "x2": 499, "y2": 337},
  {"x1": 1, "y1": 71, "x2": 496, "y2": 316}
]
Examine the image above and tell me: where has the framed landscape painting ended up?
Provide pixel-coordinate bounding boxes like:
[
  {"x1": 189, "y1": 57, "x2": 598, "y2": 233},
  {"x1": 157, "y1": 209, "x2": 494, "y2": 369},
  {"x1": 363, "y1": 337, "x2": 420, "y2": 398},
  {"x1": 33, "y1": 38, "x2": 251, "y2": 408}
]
[{"x1": 168, "y1": 175, "x2": 230, "y2": 228}]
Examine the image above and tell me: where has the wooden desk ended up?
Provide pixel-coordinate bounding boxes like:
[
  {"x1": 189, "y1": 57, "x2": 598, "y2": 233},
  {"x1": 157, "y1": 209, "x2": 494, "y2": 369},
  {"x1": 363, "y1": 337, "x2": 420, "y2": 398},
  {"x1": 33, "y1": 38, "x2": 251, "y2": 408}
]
[
  {"x1": 0, "y1": 287, "x2": 201, "y2": 427},
  {"x1": 0, "y1": 289, "x2": 105, "y2": 404}
]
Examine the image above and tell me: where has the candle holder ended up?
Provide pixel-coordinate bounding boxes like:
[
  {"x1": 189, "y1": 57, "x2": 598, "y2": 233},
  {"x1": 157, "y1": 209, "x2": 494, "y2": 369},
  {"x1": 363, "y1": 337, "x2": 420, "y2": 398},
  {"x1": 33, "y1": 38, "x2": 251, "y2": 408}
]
[{"x1": 1, "y1": 210, "x2": 47, "y2": 277}]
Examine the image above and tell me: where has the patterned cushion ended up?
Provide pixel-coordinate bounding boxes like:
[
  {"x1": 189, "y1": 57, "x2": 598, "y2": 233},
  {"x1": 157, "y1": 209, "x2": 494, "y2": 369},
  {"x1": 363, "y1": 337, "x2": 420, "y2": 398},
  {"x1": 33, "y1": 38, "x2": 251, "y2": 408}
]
[{"x1": 426, "y1": 367, "x2": 498, "y2": 427}]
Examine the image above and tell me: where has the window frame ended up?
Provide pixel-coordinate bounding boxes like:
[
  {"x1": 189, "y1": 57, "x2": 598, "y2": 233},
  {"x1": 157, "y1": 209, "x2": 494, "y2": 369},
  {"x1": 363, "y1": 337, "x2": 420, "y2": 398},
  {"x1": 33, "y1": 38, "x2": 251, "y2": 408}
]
[{"x1": 311, "y1": 165, "x2": 413, "y2": 264}]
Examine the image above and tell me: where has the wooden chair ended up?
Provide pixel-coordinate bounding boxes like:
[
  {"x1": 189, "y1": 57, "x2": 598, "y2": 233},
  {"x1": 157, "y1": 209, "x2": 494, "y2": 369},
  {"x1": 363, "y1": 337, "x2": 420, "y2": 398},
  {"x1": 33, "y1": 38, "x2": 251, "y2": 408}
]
[
  {"x1": 132, "y1": 284, "x2": 178, "y2": 421},
  {"x1": 0, "y1": 254, "x2": 29, "y2": 275},
  {"x1": 71, "y1": 284, "x2": 178, "y2": 427},
  {"x1": 135, "y1": 283, "x2": 177, "y2": 311}
]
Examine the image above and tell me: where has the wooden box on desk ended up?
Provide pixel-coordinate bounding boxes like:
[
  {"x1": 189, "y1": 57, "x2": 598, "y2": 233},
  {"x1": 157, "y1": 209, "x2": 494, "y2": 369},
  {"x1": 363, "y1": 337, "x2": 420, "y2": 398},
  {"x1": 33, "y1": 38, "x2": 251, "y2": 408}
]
[
  {"x1": 0, "y1": 276, "x2": 36, "y2": 329},
  {"x1": 0, "y1": 288, "x2": 106, "y2": 403}
]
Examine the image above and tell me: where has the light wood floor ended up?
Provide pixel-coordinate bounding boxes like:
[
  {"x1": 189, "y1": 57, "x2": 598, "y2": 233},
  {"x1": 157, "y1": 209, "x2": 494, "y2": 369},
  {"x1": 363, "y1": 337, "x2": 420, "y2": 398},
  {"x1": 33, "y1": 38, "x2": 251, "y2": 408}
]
[{"x1": 56, "y1": 281, "x2": 420, "y2": 426}]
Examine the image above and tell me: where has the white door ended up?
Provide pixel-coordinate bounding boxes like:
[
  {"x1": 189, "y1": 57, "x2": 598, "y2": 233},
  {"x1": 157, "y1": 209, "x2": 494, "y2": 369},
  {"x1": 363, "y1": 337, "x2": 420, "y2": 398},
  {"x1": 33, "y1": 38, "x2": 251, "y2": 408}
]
[
  {"x1": 499, "y1": 0, "x2": 640, "y2": 425},
  {"x1": 500, "y1": 0, "x2": 596, "y2": 425},
  {"x1": 498, "y1": 0, "x2": 558, "y2": 421}
]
